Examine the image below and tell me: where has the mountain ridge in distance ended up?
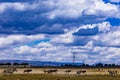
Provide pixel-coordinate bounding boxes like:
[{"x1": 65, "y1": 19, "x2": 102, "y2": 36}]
[{"x1": 0, "y1": 60, "x2": 83, "y2": 66}]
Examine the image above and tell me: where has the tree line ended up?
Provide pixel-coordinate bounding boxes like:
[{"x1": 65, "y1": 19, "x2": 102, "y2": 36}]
[
  {"x1": 0, "y1": 62, "x2": 120, "y2": 68},
  {"x1": 60, "y1": 63, "x2": 120, "y2": 68},
  {"x1": 0, "y1": 62, "x2": 29, "y2": 65}
]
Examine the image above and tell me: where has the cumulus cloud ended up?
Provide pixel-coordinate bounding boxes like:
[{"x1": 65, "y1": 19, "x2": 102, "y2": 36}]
[
  {"x1": 13, "y1": 45, "x2": 40, "y2": 54},
  {"x1": 45, "y1": 0, "x2": 119, "y2": 19},
  {"x1": 93, "y1": 26, "x2": 120, "y2": 47},
  {"x1": 72, "y1": 22, "x2": 120, "y2": 48},
  {"x1": 50, "y1": 29, "x2": 75, "y2": 44},
  {"x1": 73, "y1": 22, "x2": 111, "y2": 36},
  {"x1": 0, "y1": 0, "x2": 119, "y2": 35},
  {"x1": 11, "y1": 42, "x2": 72, "y2": 61},
  {"x1": 1, "y1": 39, "x2": 119, "y2": 64},
  {"x1": 0, "y1": 0, "x2": 120, "y2": 64},
  {"x1": 0, "y1": 3, "x2": 28, "y2": 12},
  {"x1": 0, "y1": 34, "x2": 45, "y2": 48},
  {"x1": 1, "y1": 20, "x2": 120, "y2": 64}
]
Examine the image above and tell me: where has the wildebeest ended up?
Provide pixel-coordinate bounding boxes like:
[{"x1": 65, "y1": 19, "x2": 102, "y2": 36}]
[
  {"x1": 108, "y1": 70, "x2": 117, "y2": 76},
  {"x1": 76, "y1": 70, "x2": 86, "y2": 75},
  {"x1": 65, "y1": 69, "x2": 72, "y2": 74},
  {"x1": 23, "y1": 69, "x2": 32, "y2": 73},
  {"x1": 43, "y1": 69, "x2": 58, "y2": 74},
  {"x1": 2, "y1": 67, "x2": 17, "y2": 75}
]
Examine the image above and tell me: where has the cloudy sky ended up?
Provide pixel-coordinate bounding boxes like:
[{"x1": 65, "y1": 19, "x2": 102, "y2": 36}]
[{"x1": 0, "y1": 0, "x2": 120, "y2": 64}]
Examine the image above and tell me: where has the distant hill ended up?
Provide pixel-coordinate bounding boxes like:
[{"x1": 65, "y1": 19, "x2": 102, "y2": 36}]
[{"x1": 0, "y1": 60, "x2": 83, "y2": 66}]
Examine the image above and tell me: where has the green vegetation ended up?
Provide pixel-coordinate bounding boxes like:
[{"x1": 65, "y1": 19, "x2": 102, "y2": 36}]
[{"x1": 0, "y1": 74, "x2": 120, "y2": 80}]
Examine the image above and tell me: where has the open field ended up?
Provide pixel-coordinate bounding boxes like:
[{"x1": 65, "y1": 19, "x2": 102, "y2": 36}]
[
  {"x1": 0, "y1": 74, "x2": 120, "y2": 80},
  {"x1": 0, "y1": 68, "x2": 120, "y2": 75},
  {"x1": 0, "y1": 68, "x2": 120, "y2": 80}
]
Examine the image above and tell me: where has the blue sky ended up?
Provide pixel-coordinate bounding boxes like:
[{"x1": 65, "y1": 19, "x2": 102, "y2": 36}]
[{"x1": 0, "y1": 0, "x2": 120, "y2": 64}]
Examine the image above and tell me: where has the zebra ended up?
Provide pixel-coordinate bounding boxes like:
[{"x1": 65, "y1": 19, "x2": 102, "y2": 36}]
[
  {"x1": 2, "y1": 67, "x2": 17, "y2": 75},
  {"x1": 97, "y1": 68, "x2": 104, "y2": 72},
  {"x1": 23, "y1": 69, "x2": 32, "y2": 73},
  {"x1": 108, "y1": 70, "x2": 117, "y2": 76},
  {"x1": 65, "y1": 69, "x2": 72, "y2": 74},
  {"x1": 43, "y1": 69, "x2": 58, "y2": 74},
  {"x1": 76, "y1": 70, "x2": 86, "y2": 75}
]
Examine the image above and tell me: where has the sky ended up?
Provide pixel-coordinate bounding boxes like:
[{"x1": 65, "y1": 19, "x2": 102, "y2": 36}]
[{"x1": 0, "y1": 0, "x2": 120, "y2": 64}]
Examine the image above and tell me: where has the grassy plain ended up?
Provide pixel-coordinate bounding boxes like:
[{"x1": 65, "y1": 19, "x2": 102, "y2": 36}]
[
  {"x1": 0, "y1": 68, "x2": 120, "y2": 80},
  {"x1": 0, "y1": 74, "x2": 120, "y2": 80}
]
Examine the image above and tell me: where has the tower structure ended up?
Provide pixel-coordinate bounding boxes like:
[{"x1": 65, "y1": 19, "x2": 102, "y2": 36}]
[{"x1": 72, "y1": 52, "x2": 76, "y2": 65}]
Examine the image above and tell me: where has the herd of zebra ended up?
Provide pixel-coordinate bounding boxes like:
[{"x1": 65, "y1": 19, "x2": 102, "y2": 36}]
[
  {"x1": 1, "y1": 67, "x2": 118, "y2": 76},
  {"x1": 43, "y1": 69, "x2": 86, "y2": 75},
  {"x1": 1, "y1": 67, "x2": 32, "y2": 75}
]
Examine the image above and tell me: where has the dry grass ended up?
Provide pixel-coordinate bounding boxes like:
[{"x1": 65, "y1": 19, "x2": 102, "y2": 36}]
[
  {"x1": 0, "y1": 68, "x2": 120, "y2": 80},
  {"x1": 0, "y1": 74, "x2": 120, "y2": 80},
  {"x1": 0, "y1": 68, "x2": 120, "y2": 75}
]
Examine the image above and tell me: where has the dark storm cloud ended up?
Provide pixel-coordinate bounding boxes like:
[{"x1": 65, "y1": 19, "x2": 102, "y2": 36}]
[{"x1": 73, "y1": 27, "x2": 98, "y2": 36}]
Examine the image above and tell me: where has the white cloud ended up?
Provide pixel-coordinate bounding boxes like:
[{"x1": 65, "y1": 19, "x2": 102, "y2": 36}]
[
  {"x1": 0, "y1": 0, "x2": 120, "y2": 64},
  {"x1": 93, "y1": 26, "x2": 120, "y2": 46},
  {"x1": 0, "y1": 34, "x2": 45, "y2": 48},
  {"x1": 1, "y1": 36, "x2": 120, "y2": 64},
  {"x1": 13, "y1": 45, "x2": 40, "y2": 54},
  {"x1": 71, "y1": 41, "x2": 120, "y2": 64},
  {"x1": 50, "y1": 29, "x2": 75, "y2": 44},
  {"x1": 12, "y1": 42, "x2": 73, "y2": 61},
  {"x1": 0, "y1": 3, "x2": 26, "y2": 12},
  {"x1": 0, "y1": 2, "x2": 39, "y2": 13},
  {"x1": 97, "y1": 22, "x2": 111, "y2": 32},
  {"x1": 76, "y1": 21, "x2": 111, "y2": 33},
  {"x1": 9, "y1": 22, "x2": 119, "y2": 63},
  {"x1": 44, "y1": 0, "x2": 119, "y2": 19}
]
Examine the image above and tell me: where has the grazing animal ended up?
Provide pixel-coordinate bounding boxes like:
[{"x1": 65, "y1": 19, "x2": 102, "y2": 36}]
[
  {"x1": 43, "y1": 69, "x2": 48, "y2": 74},
  {"x1": 43, "y1": 69, "x2": 58, "y2": 74},
  {"x1": 76, "y1": 70, "x2": 86, "y2": 75},
  {"x1": 108, "y1": 70, "x2": 117, "y2": 76},
  {"x1": 65, "y1": 69, "x2": 72, "y2": 74},
  {"x1": 97, "y1": 68, "x2": 103, "y2": 72},
  {"x1": 23, "y1": 69, "x2": 32, "y2": 73},
  {"x1": 2, "y1": 67, "x2": 17, "y2": 75}
]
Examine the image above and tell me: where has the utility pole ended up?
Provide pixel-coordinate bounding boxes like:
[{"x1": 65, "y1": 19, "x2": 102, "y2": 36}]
[{"x1": 72, "y1": 52, "x2": 76, "y2": 65}]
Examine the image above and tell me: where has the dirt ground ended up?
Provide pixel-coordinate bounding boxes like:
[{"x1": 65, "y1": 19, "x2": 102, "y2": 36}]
[{"x1": 0, "y1": 68, "x2": 120, "y2": 75}]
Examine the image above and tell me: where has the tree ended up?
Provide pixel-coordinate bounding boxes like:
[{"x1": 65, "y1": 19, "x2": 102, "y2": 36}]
[
  {"x1": 21, "y1": 63, "x2": 29, "y2": 65},
  {"x1": 6, "y1": 62, "x2": 11, "y2": 65},
  {"x1": 13, "y1": 62, "x2": 19, "y2": 65},
  {"x1": 95, "y1": 63, "x2": 103, "y2": 67}
]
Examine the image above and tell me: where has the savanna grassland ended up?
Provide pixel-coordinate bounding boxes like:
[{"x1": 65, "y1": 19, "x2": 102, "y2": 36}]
[
  {"x1": 0, "y1": 68, "x2": 120, "y2": 80},
  {"x1": 0, "y1": 74, "x2": 120, "y2": 80}
]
